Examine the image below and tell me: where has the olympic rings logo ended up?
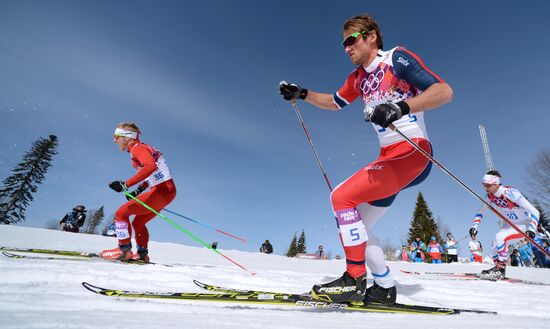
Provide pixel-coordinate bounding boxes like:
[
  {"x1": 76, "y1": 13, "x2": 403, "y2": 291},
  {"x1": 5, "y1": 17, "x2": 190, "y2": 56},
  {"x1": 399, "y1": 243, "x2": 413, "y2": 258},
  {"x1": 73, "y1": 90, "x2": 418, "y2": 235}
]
[
  {"x1": 359, "y1": 69, "x2": 385, "y2": 94},
  {"x1": 493, "y1": 197, "x2": 509, "y2": 208}
]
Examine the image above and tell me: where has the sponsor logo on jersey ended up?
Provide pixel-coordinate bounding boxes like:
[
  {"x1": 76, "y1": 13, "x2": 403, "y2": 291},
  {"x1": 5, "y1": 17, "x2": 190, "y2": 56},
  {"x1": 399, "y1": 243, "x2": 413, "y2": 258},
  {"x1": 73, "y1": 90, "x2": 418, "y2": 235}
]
[
  {"x1": 397, "y1": 56, "x2": 410, "y2": 66},
  {"x1": 363, "y1": 164, "x2": 383, "y2": 171}
]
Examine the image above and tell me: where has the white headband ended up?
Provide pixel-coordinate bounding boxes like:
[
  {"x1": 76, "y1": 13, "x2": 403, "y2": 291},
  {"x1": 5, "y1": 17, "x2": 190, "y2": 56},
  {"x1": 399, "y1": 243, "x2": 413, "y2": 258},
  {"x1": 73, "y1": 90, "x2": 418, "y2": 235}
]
[
  {"x1": 482, "y1": 174, "x2": 500, "y2": 185},
  {"x1": 114, "y1": 128, "x2": 138, "y2": 141}
]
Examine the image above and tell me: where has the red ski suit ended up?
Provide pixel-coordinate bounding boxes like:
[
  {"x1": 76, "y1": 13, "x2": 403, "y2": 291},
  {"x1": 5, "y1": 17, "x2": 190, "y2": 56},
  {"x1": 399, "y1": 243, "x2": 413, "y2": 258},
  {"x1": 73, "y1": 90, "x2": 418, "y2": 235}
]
[{"x1": 115, "y1": 141, "x2": 176, "y2": 248}]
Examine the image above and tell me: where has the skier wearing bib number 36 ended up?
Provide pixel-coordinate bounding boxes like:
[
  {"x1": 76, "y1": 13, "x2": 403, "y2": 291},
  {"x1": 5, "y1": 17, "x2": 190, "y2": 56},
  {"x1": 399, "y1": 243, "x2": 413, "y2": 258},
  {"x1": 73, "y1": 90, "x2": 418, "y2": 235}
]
[
  {"x1": 100, "y1": 122, "x2": 176, "y2": 263},
  {"x1": 279, "y1": 13, "x2": 452, "y2": 305}
]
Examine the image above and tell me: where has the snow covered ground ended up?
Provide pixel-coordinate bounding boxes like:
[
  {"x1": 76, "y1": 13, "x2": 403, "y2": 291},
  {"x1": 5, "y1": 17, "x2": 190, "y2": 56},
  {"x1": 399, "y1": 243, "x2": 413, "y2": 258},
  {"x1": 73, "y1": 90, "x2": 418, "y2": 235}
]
[{"x1": 1, "y1": 225, "x2": 549, "y2": 329}]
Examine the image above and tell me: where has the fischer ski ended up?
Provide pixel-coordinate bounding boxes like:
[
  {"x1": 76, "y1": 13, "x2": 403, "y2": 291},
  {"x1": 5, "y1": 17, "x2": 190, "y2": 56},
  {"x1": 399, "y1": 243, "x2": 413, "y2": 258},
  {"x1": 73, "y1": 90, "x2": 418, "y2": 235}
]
[
  {"x1": 1, "y1": 250, "x2": 158, "y2": 266},
  {"x1": 82, "y1": 281, "x2": 496, "y2": 315},
  {"x1": 3, "y1": 251, "x2": 94, "y2": 262},
  {"x1": 400, "y1": 269, "x2": 550, "y2": 286},
  {"x1": 1, "y1": 246, "x2": 99, "y2": 258}
]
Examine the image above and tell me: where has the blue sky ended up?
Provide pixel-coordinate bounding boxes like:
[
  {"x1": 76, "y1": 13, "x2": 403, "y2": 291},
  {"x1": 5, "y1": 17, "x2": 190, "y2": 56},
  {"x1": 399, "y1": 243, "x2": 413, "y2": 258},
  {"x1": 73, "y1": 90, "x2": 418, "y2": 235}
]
[{"x1": 1, "y1": 1, "x2": 548, "y2": 258}]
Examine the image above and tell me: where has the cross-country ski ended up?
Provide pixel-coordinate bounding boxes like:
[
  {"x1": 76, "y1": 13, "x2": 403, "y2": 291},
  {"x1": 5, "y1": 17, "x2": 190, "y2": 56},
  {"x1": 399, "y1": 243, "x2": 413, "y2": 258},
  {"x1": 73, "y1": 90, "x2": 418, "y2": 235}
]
[{"x1": 81, "y1": 280, "x2": 496, "y2": 315}]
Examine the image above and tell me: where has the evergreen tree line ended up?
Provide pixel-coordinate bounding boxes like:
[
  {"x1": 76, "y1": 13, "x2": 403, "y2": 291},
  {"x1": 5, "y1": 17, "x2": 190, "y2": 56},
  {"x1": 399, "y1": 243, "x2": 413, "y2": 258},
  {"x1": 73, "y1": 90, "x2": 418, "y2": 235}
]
[
  {"x1": 286, "y1": 230, "x2": 307, "y2": 257},
  {"x1": 283, "y1": 193, "x2": 444, "y2": 260},
  {"x1": 1, "y1": 135, "x2": 549, "y2": 256}
]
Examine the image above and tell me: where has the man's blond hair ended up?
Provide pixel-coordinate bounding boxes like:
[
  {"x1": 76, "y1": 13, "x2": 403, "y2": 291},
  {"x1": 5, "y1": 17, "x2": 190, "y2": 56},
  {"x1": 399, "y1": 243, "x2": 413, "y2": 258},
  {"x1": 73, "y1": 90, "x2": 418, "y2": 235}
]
[{"x1": 117, "y1": 122, "x2": 141, "y2": 134}]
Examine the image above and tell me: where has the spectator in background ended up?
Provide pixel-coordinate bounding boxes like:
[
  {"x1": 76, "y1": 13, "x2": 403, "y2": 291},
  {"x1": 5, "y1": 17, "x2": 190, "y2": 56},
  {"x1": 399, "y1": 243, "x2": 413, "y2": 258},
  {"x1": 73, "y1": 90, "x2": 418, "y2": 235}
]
[
  {"x1": 444, "y1": 232, "x2": 458, "y2": 263},
  {"x1": 518, "y1": 239, "x2": 533, "y2": 267},
  {"x1": 315, "y1": 245, "x2": 325, "y2": 259},
  {"x1": 532, "y1": 226, "x2": 549, "y2": 268},
  {"x1": 260, "y1": 239, "x2": 273, "y2": 254},
  {"x1": 60, "y1": 205, "x2": 87, "y2": 233},
  {"x1": 543, "y1": 240, "x2": 550, "y2": 268},
  {"x1": 469, "y1": 233, "x2": 483, "y2": 263},
  {"x1": 414, "y1": 236, "x2": 426, "y2": 253},
  {"x1": 427, "y1": 236, "x2": 443, "y2": 264},
  {"x1": 211, "y1": 241, "x2": 218, "y2": 250},
  {"x1": 509, "y1": 249, "x2": 521, "y2": 267},
  {"x1": 104, "y1": 221, "x2": 117, "y2": 237},
  {"x1": 409, "y1": 242, "x2": 425, "y2": 263},
  {"x1": 399, "y1": 244, "x2": 409, "y2": 262}
]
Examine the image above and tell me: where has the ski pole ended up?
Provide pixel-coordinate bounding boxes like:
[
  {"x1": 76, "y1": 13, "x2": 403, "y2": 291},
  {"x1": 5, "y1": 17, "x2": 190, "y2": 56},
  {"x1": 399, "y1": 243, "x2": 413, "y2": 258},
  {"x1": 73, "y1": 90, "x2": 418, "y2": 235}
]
[
  {"x1": 163, "y1": 208, "x2": 246, "y2": 243},
  {"x1": 124, "y1": 191, "x2": 255, "y2": 275},
  {"x1": 290, "y1": 100, "x2": 333, "y2": 192},
  {"x1": 455, "y1": 234, "x2": 470, "y2": 245},
  {"x1": 442, "y1": 234, "x2": 468, "y2": 254},
  {"x1": 388, "y1": 124, "x2": 550, "y2": 258},
  {"x1": 443, "y1": 234, "x2": 469, "y2": 260}
]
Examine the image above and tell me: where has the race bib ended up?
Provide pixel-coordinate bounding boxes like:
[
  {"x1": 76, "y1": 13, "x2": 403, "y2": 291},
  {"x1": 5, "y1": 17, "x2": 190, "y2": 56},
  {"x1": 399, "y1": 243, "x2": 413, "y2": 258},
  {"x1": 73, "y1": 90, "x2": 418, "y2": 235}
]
[
  {"x1": 115, "y1": 221, "x2": 130, "y2": 240},
  {"x1": 335, "y1": 208, "x2": 368, "y2": 246},
  {"x1": 146, "y1": 156, "x2": 173, "y2": 187}
]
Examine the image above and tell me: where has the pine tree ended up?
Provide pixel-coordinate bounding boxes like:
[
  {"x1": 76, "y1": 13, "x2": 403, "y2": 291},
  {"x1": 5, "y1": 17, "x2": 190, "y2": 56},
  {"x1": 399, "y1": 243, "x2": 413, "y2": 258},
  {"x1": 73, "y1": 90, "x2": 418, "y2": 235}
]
[
  {"x1": 0, "y1": 135, "x2": 58, "y2": 224},
  {"x1": 286, "y1": 232, "x2": 298, "y2": 257},
  {"x1": 407, "y1": 192, "x2": 442, "y2": 261},
  {"x1": 297, "y1": 230, "x2": 306, "y2": 254},
  {"x1": 83, "y1": 206, "x2": 105, "y2": 234}
]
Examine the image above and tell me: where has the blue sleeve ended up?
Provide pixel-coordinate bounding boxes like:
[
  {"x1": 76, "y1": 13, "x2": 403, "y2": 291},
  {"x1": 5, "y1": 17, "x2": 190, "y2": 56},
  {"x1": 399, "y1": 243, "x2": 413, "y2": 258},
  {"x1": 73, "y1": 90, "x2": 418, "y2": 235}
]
[{"x1": 392, "y1": 47, "x2": 443, "y2": 91}]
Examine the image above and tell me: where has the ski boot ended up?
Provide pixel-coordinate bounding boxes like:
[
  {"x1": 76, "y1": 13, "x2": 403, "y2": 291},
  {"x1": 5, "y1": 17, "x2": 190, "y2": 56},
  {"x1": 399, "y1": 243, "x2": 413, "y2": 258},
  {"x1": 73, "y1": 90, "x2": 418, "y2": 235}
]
[
  {"x1": 364, "y1": 282, "x2": 396, "y2": 305},
  {"x1": 479, "y1": 260, "x2": 506, "y2": 279},
  {"x1": 131, "y1": 246, "x2": 150, "y2": 263},
  {"x1": 100, "y1": 243, "x2": 133, "y2": 261},
  {"x1": 311, "y1": 272, "x2": 367, "y2": 305}
]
